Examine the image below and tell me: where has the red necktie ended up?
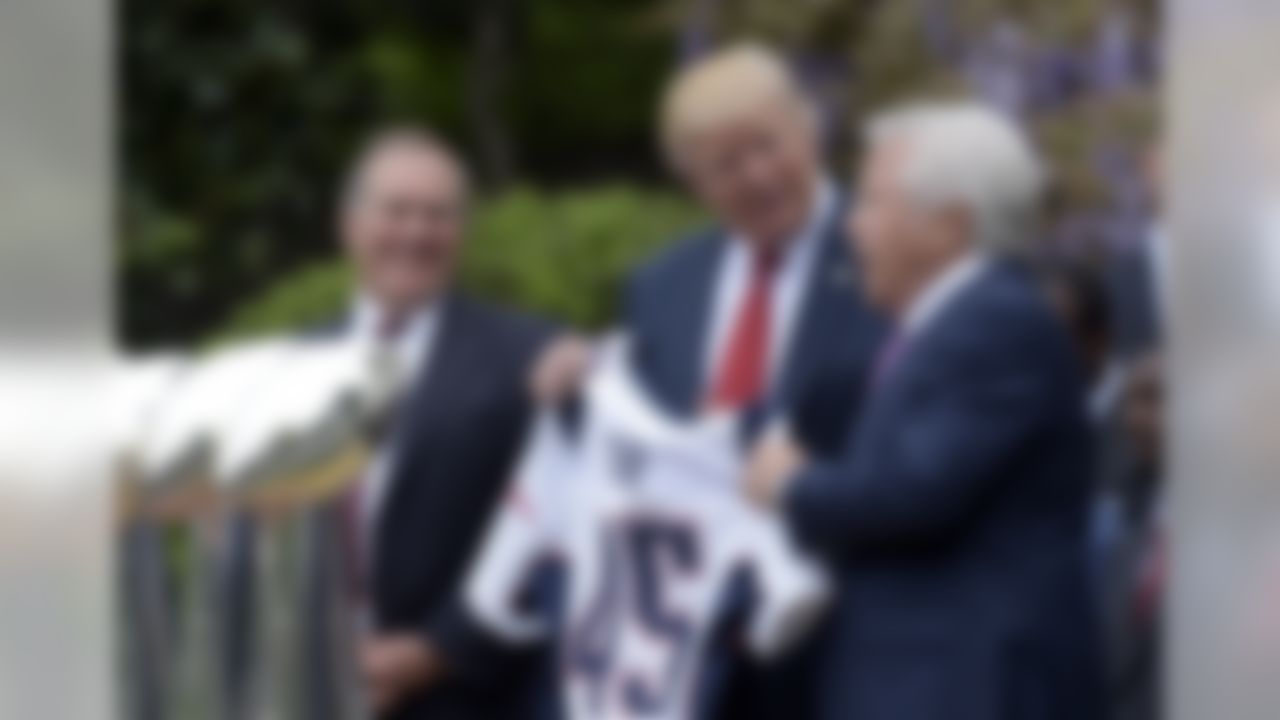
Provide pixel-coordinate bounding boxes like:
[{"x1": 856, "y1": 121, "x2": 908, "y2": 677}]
[{"x1": 707, "y1": 252, "x2": 777, "y2": 410}]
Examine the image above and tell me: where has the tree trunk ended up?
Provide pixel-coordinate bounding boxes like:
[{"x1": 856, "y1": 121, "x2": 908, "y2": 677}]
[{"x1": 468, "y1": 0, "x2": 515, "y2": 187}]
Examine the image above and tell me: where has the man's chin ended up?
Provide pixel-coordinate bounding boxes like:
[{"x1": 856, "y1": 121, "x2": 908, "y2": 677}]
[
  {"x1": 759, "y1": 210, "x2": 809, "y2": 246},
  {"x1": 380, "y1": 282, "x2": 442, "y2": 310},
  {"x1": 739, "y1": 221, "x2": 796, "y2": 249}
]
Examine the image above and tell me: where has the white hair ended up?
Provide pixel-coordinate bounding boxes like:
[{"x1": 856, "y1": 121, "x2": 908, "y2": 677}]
[{"x1": 865, "y1": 100, "x2": 1045, "y2": 254}]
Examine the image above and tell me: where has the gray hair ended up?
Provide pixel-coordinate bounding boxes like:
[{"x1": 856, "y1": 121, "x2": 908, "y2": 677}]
[
  {"x1": 864, "y1": 100, "x2": 1045, "y2": 254},
  {"x1": 341, "y1": 126, "x2": 470, "y2": 210}
]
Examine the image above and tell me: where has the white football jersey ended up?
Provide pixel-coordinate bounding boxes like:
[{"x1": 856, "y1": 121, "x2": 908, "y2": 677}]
[{"x1": 465, "y1": 341, "x2": 829, "y2": 720}]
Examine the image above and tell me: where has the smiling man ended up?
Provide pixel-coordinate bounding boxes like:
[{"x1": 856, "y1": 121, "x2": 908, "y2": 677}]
[
  {"x1": 335, "y1": 128, "x2": 552, "y2": 720},
  {"x1": 535, "y1": 43, "x2": 883, "y2": 447},
  {"x1": 529, "y1": 44, "x2": 885, "y2": 719}
]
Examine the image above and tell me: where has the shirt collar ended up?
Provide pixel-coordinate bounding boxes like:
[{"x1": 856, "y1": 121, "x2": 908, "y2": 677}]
[
  {"x1": 350, "y1": 294, "x2": 441, "y2": 347},
  {"x1": 900, "y1": 252, "x2": 989, "y2": 337}
]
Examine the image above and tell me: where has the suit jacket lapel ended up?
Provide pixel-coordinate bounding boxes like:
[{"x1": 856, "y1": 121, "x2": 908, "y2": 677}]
[
  {"x1": 875, "y1": 259, "x2": 1012, "y2": 402},
  {"x1": 373, "y1": 295, "x2": 472, "y2": 544},
  {"x1": 389, "y1": 293, "x2": 471, "y2": 448},
  {"x1": 773, "y1": 209, "x2": 860, "y2": 408},
  {"x1": 658, "y1": 233, "x2": 725, "y2": 414}
]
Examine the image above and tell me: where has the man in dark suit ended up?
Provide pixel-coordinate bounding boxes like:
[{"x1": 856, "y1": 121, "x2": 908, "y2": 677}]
[
  {"x1": 1094, "y1": 351, "x2": 1165, "y2": 720},
  {"x1": 746, "y1": 100, "x2": 1103, "y2": 720},
  {"x1": 531, "y1": 44, "x2": 884, "y2": 718},
  {"x1": 1108, "y1": 140, "x2": 1166, "y2": 358},
  {"x1": 1109, "y1": 238, "x2": 1162, "y2": 357},
  {"x1": 332, "y1": 128, "x2": 552, "y2": 720}
]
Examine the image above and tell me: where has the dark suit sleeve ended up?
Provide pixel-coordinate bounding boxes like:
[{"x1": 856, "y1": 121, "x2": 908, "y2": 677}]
[
  {"x1": 785, "y1": 334, "x2": 1056, "y2": 555},
  {"x1": 423, "y1": 601, "x2": 535, "y2": 685},
  {"x1": 420, "y1": 310, "x2": 556, "y2": 685}
]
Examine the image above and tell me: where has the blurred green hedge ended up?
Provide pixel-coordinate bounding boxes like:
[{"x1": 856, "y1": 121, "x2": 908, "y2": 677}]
[{"x1": 216, "y1": 184, "x2": 704, "y2": 341}]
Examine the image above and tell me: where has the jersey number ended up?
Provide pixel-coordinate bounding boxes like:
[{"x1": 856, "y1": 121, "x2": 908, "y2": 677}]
[{"x1": 568, "y1": 516, "x2": 701, "y2": 715}]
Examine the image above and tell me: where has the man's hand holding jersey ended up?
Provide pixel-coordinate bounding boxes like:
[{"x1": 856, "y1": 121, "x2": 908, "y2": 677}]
[
  {"x1": 743, "y1": 423, "x2": 808, "y2": 510},
  {"x1": 529, "y1": 334, "x2": 594, "y2": 405},
  {"x1": 531, "y1": 333, "x2": 814, "y2": 513}
]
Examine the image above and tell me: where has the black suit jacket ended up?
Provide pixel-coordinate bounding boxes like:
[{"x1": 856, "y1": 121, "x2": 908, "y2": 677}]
[
  {"x1": 365, "y1": 293, "x2": 553, "y2": 720},
  {"x1": 213, "y1": 294, "x2": 552, "y2": 720},
  {"x1": 787, "y1": 260, "x2": 1103, "y2": 720},
  {"x1": 1108, "y1": 242, "x2": 1161, "y2": 358}
]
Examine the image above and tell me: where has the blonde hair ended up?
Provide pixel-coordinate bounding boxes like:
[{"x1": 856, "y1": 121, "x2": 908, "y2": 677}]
[{"x1": 660, "y1": 43, "x2": 815, "y2": 166}]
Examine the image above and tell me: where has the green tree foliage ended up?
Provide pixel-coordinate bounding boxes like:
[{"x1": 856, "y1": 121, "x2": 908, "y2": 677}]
[
  {"x1": 122, "y1": 0, "x2": 674, "y2": 348},
  {"x1": 216, "y1": 186, "x2": 703, "y2": 341},
  {"x1": 122, "y1": 2, "x2": 380, "y2": 347},
  {"x1": 462, "y1": 185, "x2": 704, "y2": 327}
]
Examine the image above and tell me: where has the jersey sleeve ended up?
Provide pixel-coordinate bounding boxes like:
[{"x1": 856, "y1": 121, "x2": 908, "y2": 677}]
[
  {"x1": 740, "y1": 509, "x2": 832, "y2": 660},
  {"x1": 463, "y1": 410, "x2": 574, "y2": 644}
]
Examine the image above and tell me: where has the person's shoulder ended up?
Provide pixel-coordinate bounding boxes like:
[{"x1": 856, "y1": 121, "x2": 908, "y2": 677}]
[
  {"x1": 448, "y1": 293, "x2": 557, "y2": 353},
  {"x1": 947, "y1": 259, "x2": 1073, "y2": 363},
  {"x1": 628, "y1": 225, "x2": 724, "y2": 293},
  {"x1": 971, "y1": 259, "x2": 1052, "y2": 321}
]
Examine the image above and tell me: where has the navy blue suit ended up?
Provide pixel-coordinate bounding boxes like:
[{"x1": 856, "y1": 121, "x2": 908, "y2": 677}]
[
  {"x1": 786, "y1": 259, "x2": 1103, "y2": 720},
  {"x1": 624, "y1": 208, "x2": 885, "y2": 719},
  {"x1": 1107, "y1": 242, "x2": 1161, "y2": 358},
  {"x1": 625, "y1": 213, "x2": 884, "y2": 442}
]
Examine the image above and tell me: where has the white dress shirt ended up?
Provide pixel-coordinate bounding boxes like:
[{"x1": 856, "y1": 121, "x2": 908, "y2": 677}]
[
  {"x1": 900, "y1": 252, "x2": 990, "y2": 340},
  {"x1": 702, "y1": 179, "x2": 838, "y2": 391},
  {"x1": 348, "y1": 295, "x2": 442, "y2": 562}
]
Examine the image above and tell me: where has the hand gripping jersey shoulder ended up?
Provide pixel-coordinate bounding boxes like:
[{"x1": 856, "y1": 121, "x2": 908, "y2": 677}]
[
  {"x1": 464, "y1": 346, "x2": 830, "y2": 720},
  {"x1": 465, "y1": 409, "x2": 576, "y2": 643}
]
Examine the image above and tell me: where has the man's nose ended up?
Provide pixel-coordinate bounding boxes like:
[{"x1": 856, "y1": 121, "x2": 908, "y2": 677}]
[{"x1": 743, "y1": 157, "x2": 779, "y2": 188}]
